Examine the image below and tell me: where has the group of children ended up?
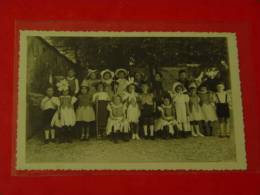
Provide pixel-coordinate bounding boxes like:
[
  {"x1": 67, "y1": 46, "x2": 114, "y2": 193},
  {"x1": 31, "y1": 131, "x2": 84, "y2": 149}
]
[{"x1": 40, "y1": 68, "x2": 232, "y2": 144}]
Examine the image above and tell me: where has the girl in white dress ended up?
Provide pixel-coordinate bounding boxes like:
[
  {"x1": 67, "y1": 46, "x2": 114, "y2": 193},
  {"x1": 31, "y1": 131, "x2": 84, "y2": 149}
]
[
  {"x1": 125, "y1": 83, "x2": 141, "y2": 140},
  {"x1": 171, "y1": 82, "x2": 190, "y2": 138},
  {"x1": 51, "y1": 79, "x2": 77, "y2": 143},
  {"x1": 188, "y1": 83, "x2": 204, "y2": 137},
  {"x1": 198, "y1": 85, "x2": 217, "y2": 136},
  {"x1": 76, "y1": 84, "x2": 95, "y2": 141},
  {"x1": 106, "y1": 95, "x2": 129, "y2": 143},
  {"x1": 157, "y1": 95, "x2": 178, "y2": 139},
  {"x1": 115, "y1": 68, "x2": 129, "y2": 95}
]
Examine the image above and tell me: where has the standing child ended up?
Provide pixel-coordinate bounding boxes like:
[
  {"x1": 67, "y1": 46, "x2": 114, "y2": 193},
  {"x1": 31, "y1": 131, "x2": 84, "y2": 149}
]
[
  {"x1": 214, "y1": 83, "x2": 232, "y2": 138},
  {"x1": 171, "y1": 82, "x2": 190, "y2": 138},
  {"x1": 100, "y1": 69, "x2": 114, "y2": 99},
  {"x1": 106, "y1": 95, "x2": 129, "y2": 143},
  {"x1": 81, "y1": 69, "x2": 100, "y2": 96},
  {"x1": 76, "y1": 84, "x2": 95, "y2": 141},
  {"x1": 93, "y1": 82, "x2": 111, "y2": 137},
  {"x1": 140, "y1": 83, "x2": 156, "y2": 139},
  {"x1": 157, "y1": 95, "x2": 178, "y2": 139},
  {"x1": 188, "y1": 83, "x2": 204, "y2": 137},
  {"x1": 124, "y1": 83, "x2": 141, "y2": 140},
  {"x1": 115, "y1": 68, "x2": 129, "y2": 95},
  {"x1": 66, "y1": 68, "x2": 79, "y2": 95},
  {"x1": 40, "y1": 86, "x2": 59, "y2": 144},
  {"x1": 198, "y1": 85, "x2": 217, "y2": 136},
  {"x1": 51, "y1": 79, "x2": 77, "y2": 143}
]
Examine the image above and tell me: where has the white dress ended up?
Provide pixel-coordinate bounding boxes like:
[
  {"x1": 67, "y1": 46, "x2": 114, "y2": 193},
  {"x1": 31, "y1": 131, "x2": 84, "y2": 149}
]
[
  {"x1": 189, "y1": 95, "x2": 204, "y2": 122},
  {"x1": 199, "y1": 92, "x2": 217, "y2": 122},
  {"x1": 127, "y1": 104, "x2": 140, "y2": 123},
  {"x1": 51, "y1": 96, "x2": 77, "y2": 127},
  {"x1": 172, "y1": 93, "x2": 189, "y2": 123},
  {"x1": 106, "y1": 103, "x2": 129, "y2": 134}
]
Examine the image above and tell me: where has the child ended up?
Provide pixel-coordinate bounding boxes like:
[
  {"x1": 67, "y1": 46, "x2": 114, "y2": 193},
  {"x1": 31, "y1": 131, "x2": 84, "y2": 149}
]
[
  {"x1": 133, "y1": 71, "x2": 144, "y2": 93},
  {"x1": 188, "y1": 83, "x2": 204, "y2": 137},
  {"x1": 66, "y1": 68, "x2": 79, "y2": 95},
  {"x1": 106, "y1": 95, "x2": 129, "y2": 143},
  {"x1": 125, "y1": 83, "x2": 141, "y2": 140},
  {"x1": 115, "y1": 68, "x2": 129, "y2": 95},
  {"x1": 198, "y1": 85, "x2": 217, "y2": 136},
  {"x1": 51, "y1": 79, "x2": 77, "y2": 143},
  {"x1": 81, "y1": 69, "x2": 100, "y2": 96},
  {"x1": 171, "y1": 82, "x2": 190, "y2": 138},
  {"x1": 140, "y1": 83, "x2": 156, "y2": 139},
  {"x1": 40, "y1": 86, "x2": 59, "y2": 144},
  {"x1": 214, "y1": 83, "x2": 232, "y2": 138},
  {"x1": 92, "y1": 82, "x2": 110, "y2": 137},
  {"x1": 76, "y1": 84, "x2": 95, "y2": 141},
  {"x1": 101, "y1": 69, "x2": 114, "y2": 98},
  {"x1": 157, "y1": 95, "x2": 178, "y2": 139}
]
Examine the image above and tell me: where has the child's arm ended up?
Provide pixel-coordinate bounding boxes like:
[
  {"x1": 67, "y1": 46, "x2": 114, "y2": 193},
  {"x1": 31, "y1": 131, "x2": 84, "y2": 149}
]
[
  {"x1": 40, "y1": 97, "x2": 47, "y2": 111},
  {"x1": 75, "y1": 79, "x2": 79, "y2": 94}
]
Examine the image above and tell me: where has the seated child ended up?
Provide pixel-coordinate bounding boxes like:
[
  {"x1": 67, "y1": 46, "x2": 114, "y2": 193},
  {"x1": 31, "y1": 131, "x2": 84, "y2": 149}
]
[
  {"x1": 40, "y1": 86, "x2": 59, "y2": 144},
  {"x1": 214, "y1": 83, "x2": 232, "y2": 138},
  {"x1": 188, "y1": 83, "x2": 204, "y2": 137},
  {"x1": 76, "y1": 84, "x2": 95, "y2": 141},
  {"x1": 51, "y1": 79, "x2": 77, "y2": 143},
  {"x1": 198, "y1": 85, "x2": 217, "y2": 136},
  {"x1": 106, "y1": 95, "x2": 129, "y2": 143},
  {"x1": 157, "y1": 95, "x2": 178, "y2": 139}
]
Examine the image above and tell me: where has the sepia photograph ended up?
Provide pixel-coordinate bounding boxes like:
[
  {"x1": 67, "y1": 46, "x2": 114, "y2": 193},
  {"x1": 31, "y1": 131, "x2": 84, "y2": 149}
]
[{"x1": 16, "y1": 31, "x2": 246, "y2": 170}]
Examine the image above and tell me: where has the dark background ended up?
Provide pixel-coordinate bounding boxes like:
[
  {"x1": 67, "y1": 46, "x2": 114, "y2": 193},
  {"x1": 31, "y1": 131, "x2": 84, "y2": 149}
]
[{"x1": 1, "y1": 1, "x2": 260, "y2": 195}]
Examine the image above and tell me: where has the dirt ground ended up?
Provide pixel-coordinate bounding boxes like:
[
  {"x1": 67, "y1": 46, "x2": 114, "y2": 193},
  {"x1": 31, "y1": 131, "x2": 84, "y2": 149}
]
[{"x1": 26, "y1": 134, "x2": 236, "y2": 163}]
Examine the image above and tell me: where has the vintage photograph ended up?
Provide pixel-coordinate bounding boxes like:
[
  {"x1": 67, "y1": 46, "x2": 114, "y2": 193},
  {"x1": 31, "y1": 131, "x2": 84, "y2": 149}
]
[{"x1": 16, "y1": 31, "x2": 246, "y2": 170}]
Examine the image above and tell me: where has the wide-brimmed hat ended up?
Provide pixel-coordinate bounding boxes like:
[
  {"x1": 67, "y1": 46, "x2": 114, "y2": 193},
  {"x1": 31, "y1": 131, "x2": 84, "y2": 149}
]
[
  {"x1": 172, "y1": 82, "x2": 184, "y2": 92},
  {"x1": 87, "y1": 69, "x2": 98, "y2": 78},
  {"x1": 115, "y1": 68, "x2": 128, "y2": 77},
  {"x1": 188, "y1": 82, "x2": 197, "y2": 89},
  {"x1": 100, "y1": 69, "x2": 114, "y2": 79}
]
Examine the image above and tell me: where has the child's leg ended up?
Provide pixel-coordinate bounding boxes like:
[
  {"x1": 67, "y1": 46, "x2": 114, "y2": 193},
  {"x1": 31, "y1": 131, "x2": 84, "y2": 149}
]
[
  {"x1": 224, "y1": 118, "x2": 230, "y2": 137},
  {"x1": 66, "y1": 126, "x2": 72, "y2": 143},
  {"x1": 131, "y1": 123, "x2": 136, "y2": 139},
  {"x1": 50, "y1": 128, "x2": 56, "y2": 140},
  {"x1": 135, "y1": 123, "x2": 140, "y2": 140},
  {"x1": 85, "y1": 122, "x2": 90, "y2": 140},
  {"x1": 80, "y1": 122, "x2": 85, "y2": 140},
  {"x1": 195, "y1": 124, "x2": 204, "y2": 137},
  {"x1": 190, "y1": 122, "x2": 198, "y2": 137},
  {"x1": 44, "y1": 129, "x2": 50, "y2": 143},
  {"x1": 149, "y1": 124, "x2": 155, "y2": 139},
  {"x1": 208, "y1": 121, "x2": 213, "y2": 136},
  {"x1": 143, "y1": 125, "x2": 148, "y2": 138},
  {"x1": 219, "y1": 119, "x2": 224, "y2": 137}
]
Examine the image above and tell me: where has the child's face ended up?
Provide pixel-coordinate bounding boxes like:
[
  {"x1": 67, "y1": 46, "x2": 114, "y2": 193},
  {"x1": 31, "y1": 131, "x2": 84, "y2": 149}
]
[
  {"x1": 179, "y1": 72, "x2": 187, "y2": 81},
  {"x1": 118, "y1": 71, "x2": 126, "y2": 79},
  {"x1": 155, "y1": 73, "x2": 161, "y2": 81},
  {"x1": 97, "y1": 84, "x2": 104, "y2": 92},
  {"x1": 103, "y1": 72, "x2": 111, "y2": 80},
  {"x1": 190, "y1": 88, "x2": 197, "y2": 95},
  {"x1": 164, "y1": 98, "x2": 170, "y2": 106},
  {"x1": 128, "y1": 85, "x2": 135, "y2": 93},
  {"x1": 89, "y1": 73, "x2": 96, "y2": 80},
  {"x1": 68, "y1": 70, "x2": 75, "y2": 77},
  {"x1": 134, "y1": 73, "x2": 142, "y2": 81},
  {"x1": 46, "y1": 88, "x2": 54, "y2": 97},
  {"x1": 114, "y1": 96, "x2": 121, "y2": 105},
  {"x1": 81, "y1": 87, "x2": 88, "y2": 94},
  {"x1": 142, "y1": 84, "x2": 149, "y2": 93},
  {"x1": 175, "y1": 86, "x2": 183, "y2": 93},
  {"x1": 217, "y1": 84, "x2": 225, "y2": 92},
  {"x1": 63, "y1": 90, "x2": 69, "y2": 96}
]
